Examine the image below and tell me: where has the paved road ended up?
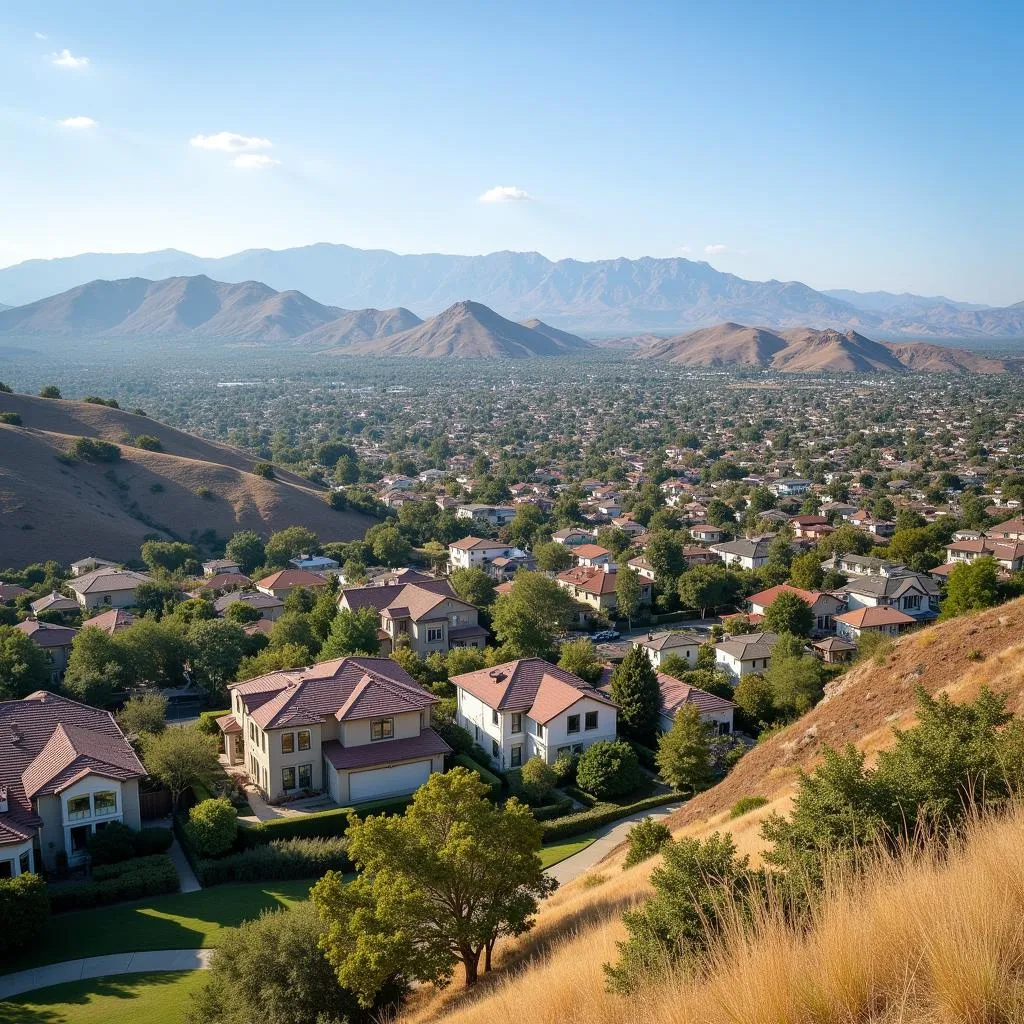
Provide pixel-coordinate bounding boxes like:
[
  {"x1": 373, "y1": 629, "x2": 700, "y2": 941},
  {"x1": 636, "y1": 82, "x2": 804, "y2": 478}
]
[
  {"x1": 0, "y1": 949, "x2": 214, "y2": 1001},
  {"x1": 545, "y1": 800, "x2": 683, "y2": 885}
]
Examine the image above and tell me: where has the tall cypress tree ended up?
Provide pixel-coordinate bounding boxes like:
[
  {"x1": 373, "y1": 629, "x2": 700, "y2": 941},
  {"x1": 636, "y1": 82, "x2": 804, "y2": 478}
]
[{"x1": 610, "y1": 645, "x2": 662, "y2": 743}]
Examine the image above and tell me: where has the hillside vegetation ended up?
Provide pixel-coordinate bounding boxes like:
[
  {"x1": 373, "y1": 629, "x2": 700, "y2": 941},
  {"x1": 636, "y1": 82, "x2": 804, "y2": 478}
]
[
  {"x1": 0, "y1": 393, "x2": 372, "y2": 565},
  {"x1": 405, "y1": 599, "x2": 1024, "y2": 1024}
]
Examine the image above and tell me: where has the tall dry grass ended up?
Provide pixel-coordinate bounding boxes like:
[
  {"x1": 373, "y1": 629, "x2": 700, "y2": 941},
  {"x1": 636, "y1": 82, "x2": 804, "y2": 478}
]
[{"x1": 419, "y1": 806, "x2": 1024, "y2": 1024}]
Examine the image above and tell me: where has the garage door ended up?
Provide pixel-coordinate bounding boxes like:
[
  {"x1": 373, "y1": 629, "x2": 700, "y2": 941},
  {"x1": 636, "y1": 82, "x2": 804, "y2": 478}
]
[{"x1": 349, "y1": 760, "x2": 432, "y2": 803}]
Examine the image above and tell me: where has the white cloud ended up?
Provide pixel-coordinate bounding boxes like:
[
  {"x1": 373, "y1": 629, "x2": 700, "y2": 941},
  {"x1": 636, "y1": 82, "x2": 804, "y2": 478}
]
[
  {"x1": 190, "y1": 131, "x2": 272, "y2": 153},
  {"x1": 479, "y1": 185, "x2": 532, "y2": 203},
  {"x1": 35, "y1": 32, "x2": 48, "y2": 40},
  {"x1": 59, "y1": 116, "x2": 96, "y2": 129},
  {"x1": 232, "y1": 153, "x2": 279, "y2": 170},
  {"x1": 51, "y1": 48, "x2": 89, "y2": 69},
  {"x1": 704, "y1": 243, "x2": 728, "y2": 255}
]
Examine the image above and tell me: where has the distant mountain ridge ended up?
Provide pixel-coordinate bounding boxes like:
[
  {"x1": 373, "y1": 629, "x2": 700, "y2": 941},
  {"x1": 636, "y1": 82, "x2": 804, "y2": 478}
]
[
  {"x1": 2, "y1": 244, "x2": 1021, "y2": 337},
  {"x1": 637, "y1": 322, "x2": 1009, "y2": 373}
]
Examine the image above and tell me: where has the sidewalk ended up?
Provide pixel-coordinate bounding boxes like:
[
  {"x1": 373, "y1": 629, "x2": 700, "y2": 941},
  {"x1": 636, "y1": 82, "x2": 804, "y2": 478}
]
[
  {"x1": 545, "y1": 799, "x2": 683, "y2": 885},
  {"x1": 0, "y1": 949, "x2": 214, "y2": 1001}
]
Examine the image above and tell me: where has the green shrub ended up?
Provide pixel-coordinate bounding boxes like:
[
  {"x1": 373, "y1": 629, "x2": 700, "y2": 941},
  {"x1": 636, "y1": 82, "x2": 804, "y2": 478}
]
[
  {"x1": 50, "y1": 857, "x2": 178, "y2": 913},
  {"x1": 134, "y1": 434, "x2": 163, "y2": 451},
  {"x1": 520, "y1": 756, "x2": 557, "y2": 803},
  {"x1": 452, "y1": 753, "x2": 503, "y2": 800},
  {"x1": 0, "y1": 873, "x2": 50, "y2": 952},
  {"x1": 576, "y1": 739, "x2": 643, "y2": 799},
  {"x1": 133, "y1": 827, "x2": 173, "y2": 856},
  {"x1": 552, "y1": 751, "x2": 580, "y2": 785},
  {"x1": 196, "y1": 836, "x2": 350, "y2": 885},
  {"x1": 627, "y1": 739, "x2": 659, "y2": 772},
  {"x1": 730, "y1": 795, "x2": 769, "y2": 819},
  {"x1": 197, "y1": 709, "x2": 232, "y2": 735},
  {"x1": 252, "y1": 462, "x2": 275, "y2": 479},
  {"x1": 529, "y1": 797, "x2": 574, "y2": 821},
  {"x1": 70, "y1": 436, "x2": 121, "y2": 463},
  {"x1": 0, "y1": 411, "x2": 22, "y2": 425},
  {"x1": 541, "y1": 792, "x2": 681, "y2": 842},
  {"x1": 562, "y1": 784, "x2": 599, "y2": 808},
  {"x1": 623, "y1": 818, "x2": 672, "y2": 868},
  {"x1": 92, "y1": 853, "x2": 172, "y2": 881},
  {"x1": 86, "y1": 822, "x2": 138, "y2": 865},
  {"x1": 185, "y1": 797, "x2": 237, "y2": 857},
  {"x1": 236, "y1": 795, "x2": 413, "y2": 845}
]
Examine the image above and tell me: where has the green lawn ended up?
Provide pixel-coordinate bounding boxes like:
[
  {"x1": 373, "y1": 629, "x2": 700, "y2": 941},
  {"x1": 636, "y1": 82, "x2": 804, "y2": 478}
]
[
  {"x1": 0, "y1": 971, "x2": 204, "y2": 1024},
  {"x1": 1, "y1": 882, "x2": 312, "y2": 976},
  {"x1": 539, "y1": 835, "x2": 594, "y2": 868}
]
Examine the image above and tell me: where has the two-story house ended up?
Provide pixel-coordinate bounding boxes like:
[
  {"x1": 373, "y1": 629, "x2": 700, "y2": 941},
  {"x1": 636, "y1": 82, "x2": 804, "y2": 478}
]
[
  {"x1": 632, "y1": 629, "x2": 705, "y2": 670},
  {"x1": 451, "y1": 658, "x2": 618, "y2": 770},
  {"x1": 944, "y1": 539, "x2": 1024, "y2": 574},
  {"x1": 555, "y1": 565, "x2": 652, "y2": 620},
  {"x1": 841, "y1": 572, "x2": 940, "y2": 620},
  {"x1": 770, "y1": 478, "x2": 812, "y2": 497},
  {"x1": 551, "y1": 528, "x2": 594, "y2": 547},
  {"x1": 14, "y1": 620, "x2": 78, "y2": 685},
  {"x1": 455, "y1": 504, "x2": 517, "y2": 527},
  {"x1": 714, "y1": 632, "x2": 780, "y2": 680},
  {"x1": 572, "y1": 544, "x2": 614, "y2": 568},
  {"x1": 222, "y1": 656, "x2": 451, "y2": 805},
  {"x1": 338, "y1": 579, "x2": 487, "y2": 656},
  {"x1": 448, "y1": 537, "x2": 518, "y2": 571},
  {"x1": 709, "y1": 537, "x2": 772, "y2": 570},
  {"x1": 649, "y1": 673, "x2": 734, "y2": 735},
  {"x1": 746, "y1": 584, "x2": 845, "y2": 636},
  {"x1": 0, "y1": 691, "x2": 145, "y2": 873}
]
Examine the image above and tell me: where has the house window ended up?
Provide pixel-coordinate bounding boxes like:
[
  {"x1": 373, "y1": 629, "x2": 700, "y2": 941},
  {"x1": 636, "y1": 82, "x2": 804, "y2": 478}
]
[
  {"x1": 281, "y1": 732, "x2": 295, "y2": 754},
  {"x1": 585, "y1": 711, "x2": 599, "y2": 731},
  {"x1": 249, "y1": 723, "x2": 255, "y2": 742},
  {"x1": 566, "y1": 714, "x2": 581, "y2": 734},
  {"x1": 67, "y1": 796, "x2": 91, "y2": 821},
  {"x1": 511, "y1": 712, "x2": 522, "y2": 734},
  {"x1": 70, "y1": 825, "x2": 90, "y2": 852},
  {"x1": 93, "y1": 791, "x2": 117, "y2": 816},
  {"x1": 904, "y1": 594, "x2": 921, "y2": 610},
  {"x1": 492, "y1": 739, "x2": 500, "y2": 758},
  {"x1": 492, "y1": 709, "x2": 499, "y2": 726},
  {"x1": 298, "y1": 730, "x2": 311, "y2": 751},
  {"x1": 371, "y1": 718, "x2": 394, "y2": 741},
  {"x1": 510, "y1": 744, "x2": 523, "y2": 767},
  {"x1": 0, "y1": 860, "x2": 11, "y2": 878},
  {"x1": 298, "y1": 764, "x2": 312, "y2": 789},
  {"x1": 18, "y1": 851, "x2": 30, "y2": 874},
  {"x1": 282, "y1": 766, "x2": 297, "y2": 791},
  {"x1": 536, "y1": 722, "x2": 544, "y2": 738},
  {"x1": 427, "y1": 626, "x2": 444, "y2": 643}
]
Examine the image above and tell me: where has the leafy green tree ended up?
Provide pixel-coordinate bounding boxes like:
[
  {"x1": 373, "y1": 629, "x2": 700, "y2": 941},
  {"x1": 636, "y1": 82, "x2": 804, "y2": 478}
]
[
  {"x1": 788, "y1": 551, "x2": 824, "y2": 590},
  {"x1": 311, "y1": 768, "x2": 555, "y2": 998},
  {"x1": 225, "y1": 530, "x2": 266, "y2": 575},
  {"x1": 643, "y1": 532, "x2": 687, "y2": 586},
  {"x1": 267, "y1": 611, "x2": 316, "y2": 656},
  {"x1": 0, "y1": 873, "x2": 51, "y2": 953},
  {"x1": 319, "y1": 606, "x2": 380, "y2": 658},
  {"x1": 133, "y1": 579, "x2": 180, "y2": 618},
  {"x1": 62, "y1": 626, "x2": 123, "y2": 705},
  {"x1": 677, "y1": 564, "x2": 740, "y2": 619},
  {"x1": 490, "y1": 572, "x2": 580, "y2": 659},
  {"x1": 609, "y1": 645, "x2": 662, "y2": 742},
  {"x1": 39, "y1": 385, "x2": 62, "y2": 398},
  {"x1": 184, "y1": 797, "x2": 238, "y2": 857},
  {"x1": 450, "y1": 568, "x2": 497, "y2": 608},
  {"x1": 656, "y1": 705, "x2": 713, "y2": 794},
  {"x1": 443, "y1": 646, "x2": 487, "y2": 677},
  {"x1": 142, "y1": 725, "x2": 220, "y2": 809},
  {"x1": 187, "y1": 619, "x2": 249, "y2": 698},
  {"x1": 576, "y1": 739, "x2": 642, "y2": 798},
  {"x1": 237, "y1": 643, "x2": 312, "y2": 680},
  {"x1": 940, "y1": 556, "x2": 1000, "y2": 619},
  {"x1": 556, "y1": 637, "x2": 603, "y2": 684},
  {"x1": 762, "y1": 591, "x2": 814, "y2": 638},
  {"x1": 226, "y1": 601, "x2": 262, "y2": 624},
  {"x1": 365, "y1": 524, "x2": 411, "y2": 567},
  {"x1": 264, "y1": 526, "x2": 319, "y2": 568},
  {"x1": 141, "y1": 540, "x2": 199, "y2": 576},
  {"x1": 763, "y1": 646, "x2": 823, "y2": 719},
  {"x1": 623, "y1": 818, "x2": 672, "y2": 868},
  {"x1": 732, "y1": 672, "x2": 776, "y2": 730},
  {"x1": 506, "y1": 504, "x2": 546, "y2": 549},
  {"x1": 115, "y1": 617, "x2": 189, "y2": 688},
  {"x1": 307, "y1": 586, "x2": 340, "y2": 643},
  {"x1": 615, "y1": 566, "x2": 644, "y2": 628},
  {"x1": 0, "y1": 625, "x2": 52, "y2": 699},
  {"x1": 170, "y1": 598, "x2": 216, "y2": 627},
  {"x1": 519, "y1": 756, "x2": 557, "y2": 803},
  {"x1": 532, "y1": 541, "x2": 573, "y2": 572},
  {"x1": 116, "y1": 690, "x2": 168, "y2": 736}
]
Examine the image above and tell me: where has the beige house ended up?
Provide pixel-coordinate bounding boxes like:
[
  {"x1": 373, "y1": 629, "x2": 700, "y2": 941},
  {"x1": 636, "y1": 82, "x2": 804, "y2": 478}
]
[
  {"x1": 14, "y1": 620, "x2": 78, "y2": 685},
  {"x1": 0, "y1": 691, "x2": 144, "y2": 874},
  {"x1": 834, "y1": 606, "x2": 915, "y2": 642},
  {"x1": 221, "y1": 657, "x2": 450, "y2": 805},
  {"x1": 555, "y1": 565, "x2": 652, "y2": 618},
  {"x1": 254, "y1": 569, "x2": 328, "y2": 600},
  {"x1": 66, "y1": 567, "x2": 152, "y2": 610},
  {"x1": 339, "y1": 579, "x2": 486, "y2": 656}
]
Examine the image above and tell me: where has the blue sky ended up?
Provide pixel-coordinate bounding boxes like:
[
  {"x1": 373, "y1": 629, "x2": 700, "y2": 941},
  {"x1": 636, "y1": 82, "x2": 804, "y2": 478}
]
[{"x1": 2, "y1": 1, "x2": 1021, "y2": 304}]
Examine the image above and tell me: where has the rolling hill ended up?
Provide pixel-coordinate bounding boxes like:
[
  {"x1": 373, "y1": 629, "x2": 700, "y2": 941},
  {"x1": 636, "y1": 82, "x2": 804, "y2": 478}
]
[
  {"x1": 295, "y1": 306, "x2": 423, "y2": 349},
  {"x1": 346, "y1": 300, "x2": 593, "y2": 358},
  {"x1": 4, "y1": 243, "x2": 1022, "y2": 337},
  {"x1": 0, "y1": 393, "x2": 373, "y2": 566},
  {"x1": 636, "y1": 322, "x2": 1010, "y2": 373}
]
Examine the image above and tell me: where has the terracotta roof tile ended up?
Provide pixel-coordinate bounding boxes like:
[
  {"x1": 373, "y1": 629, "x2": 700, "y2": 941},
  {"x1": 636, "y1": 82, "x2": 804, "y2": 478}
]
[{"x1": 321, "y1": 727, "x2": 450, "y2": 770}]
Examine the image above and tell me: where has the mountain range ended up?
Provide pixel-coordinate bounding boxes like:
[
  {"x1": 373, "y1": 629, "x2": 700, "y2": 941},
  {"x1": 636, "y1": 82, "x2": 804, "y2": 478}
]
[
  {"x1": 1, "y1": 244, "x2": 1021, "y2": 338},
  {"x1": 636, "y1": 322, "x2": 1009, "y2": 373}
]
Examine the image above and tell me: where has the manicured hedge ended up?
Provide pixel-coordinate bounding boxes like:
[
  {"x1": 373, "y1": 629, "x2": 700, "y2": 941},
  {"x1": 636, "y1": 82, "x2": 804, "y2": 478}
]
[
  {"x1": 540, "y1": 792, "x2": 681, "y2": 842},
  {"x1": 0, "y1": 873, "x2": 50, "y2": 952},
  {"x1": 198, "y1": 709, "x2": 232, "y2": 735},
  {"x1": 87, "y1": 822, "x2": 173, "y2": 865},
  {"x1": 92, "y1": 854, "x2": 174, "y2": 881},
  {"x1": 196, "y1": 837, "x2": 350, "y2": 886},
  {"x1": 627, "y1": 739, "x2": 659, "y2": 772},
  {"x1": 561, "y1": 784, "x2": 599, "y2": 809},
  {"x1": 529, "y1": 797, "x2": 574, "y2": 821},
  {"x1": 134, "y1": 827, "x2": 174, "y2": 856},
  {"x1": 236, "y1": 795, "x2": 413, "y2": 845},
  {"x1": 452, "y1": 754, "x2": 503, "y2": 800},
  {"x1": 50, "y1": 855, "x2": 179, "y2": 913}
]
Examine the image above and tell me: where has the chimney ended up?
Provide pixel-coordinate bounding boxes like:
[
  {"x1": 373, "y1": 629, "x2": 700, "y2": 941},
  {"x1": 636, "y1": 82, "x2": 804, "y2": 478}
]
[
  {"x1": 0, "y1": 786, "x2": 7, "y2": 813},
  {"x1": 9, "y1": 723, "x2": 22, "y2": 747}
]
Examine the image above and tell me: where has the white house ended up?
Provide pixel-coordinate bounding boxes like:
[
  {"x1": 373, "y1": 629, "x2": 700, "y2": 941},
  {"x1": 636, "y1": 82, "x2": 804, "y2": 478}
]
[
  {"x1": 451, "y1": 658, "x2": 618, "y2": 771},
  {"x1": 834, "y1": 606, "x2": 916, "y2": 642},
  {"x1": 709, "y1": 537, "x2": 772, "y2": 570},
  {"x1": 841, "y1": 572, "x2": 940, "y2": 620},
  {"x1": 632, "y1": 630, "x2": 705, "y2": 670},
  {"x1": 653, "y1": 673, "x2": 735, "y2": 735},
  {"x1": 224, "y1": 657, "x2": 450, "y2": 805},
  {"x1": 551, "y1": 528, "x2": 594, "y2": 547},
  {"x1": 770, "y1": 478, "x2": 812, "y2": 497},
  {"x1": 448, "y1": 537, "x2": 518, "y2": 571},
  {"x1": 66, "y1": 567, "x2": 153, "y2": 610},
  {"x1": 455, "y1": 504, "x2": 516, "y2": 526},
  {"x1": 0, "y1": 691, "x2": 145, "y2": 873},
  {"x1": 573, "y1": 544, "x2": 613, "y2": 568},
  {"x1": 714, "y1": 632, "x2": 780, "y2": 679}
]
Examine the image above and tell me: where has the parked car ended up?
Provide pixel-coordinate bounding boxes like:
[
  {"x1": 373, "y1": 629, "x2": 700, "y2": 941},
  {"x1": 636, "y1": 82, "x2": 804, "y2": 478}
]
[{"x1": 592, "y1": 629, "x2": 621, "y2": 642}]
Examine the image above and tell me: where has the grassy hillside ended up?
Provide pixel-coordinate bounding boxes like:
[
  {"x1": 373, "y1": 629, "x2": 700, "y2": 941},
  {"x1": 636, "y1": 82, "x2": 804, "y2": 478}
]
[
  {"x1": 0, "y1": 393, "x2": 373, "y2": 566},
  {"x1": 404, "y1": 599, "x2": 1024, "y2": 1024}
]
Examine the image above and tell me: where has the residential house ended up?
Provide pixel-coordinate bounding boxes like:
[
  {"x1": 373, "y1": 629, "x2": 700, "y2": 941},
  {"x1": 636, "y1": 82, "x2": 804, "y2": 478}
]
[
  {"x1": 626, "y1": 554, "x2": 656, "y2": 581},
  {"x1": 555, "y1": 565, "x2": 652, "y2": 620},
  {"x1": 632, "y1": 629, "x2": 704, "y2": 670},
  {"x1": 83, "y1": 608, "x2": 136, "y2": 635},
  {"x1": 746, "y1": 584, "x2": 844, "y2": 636},
  {"x1": 652, "y1": 673, "x2": 734, "y2": 735},
  {"x1": 214, "y1": 589, "x2": 285, "y2": 621},
  {"x1": 223, "y1": 657, "x2": 450, "y2": 805},
  {"x1": 0, "y1": 691, "x2": 145, "y2": 873},
  {"x1": 14, "y1": 620, "x2": 78, "y2": 684},
  {"x1": 452, "y1": 658, "x2": 618, "y2": 770},
  {"x1": 69, "y1": 557, "x2": 119, "y2": 578},
  {"x1": 0, "y1": 582, "x2": 29, "y2": 603},
  {"x1": 339, "y1": 579, "x2": 486, "y2": 656},
  {"x1": 448, "y1": 537, "x2": 518, "y2": 571},
  {"x1": 610, "y1": 517, "x2": 648, "y2": 539},
  {"x1": 288, "y1": 554, "x2": 340, "y2": 573},
  {"x1": 573, "y1": 544, "x2": 613, "y2": 568},
  {"x1": 681, "y1": 545, "x2": 723, "y2": 566},
  {"x1": 788, "y1": 515, "x2": 830, "y2": 539},
  {"x1": 455, "y1": 504, "x2": 516, "y2": 526},
  {"x1": 714, "y1": 632, "x2": 780, "y2": 679},
  {"x1": 689, "y1": 525, "x2": 725, "y2": 544},
  {"x1": 944, "y1": 538, "x2": 1024, "y2": 574},
  {"x1": 66, "y1": 568, "x2": 153, "y2": 611},
  {"x1": 551, "y1": 528, "x2": 594, "y2": 547},
  {"x1": 255, "y1": 569, "x2": 329, "y2": 600},
  {"x1": 841, "y1": 572, "x2": 940, "y2": 620},
  {"x1": 29, "y1": 592, "x2": 79, "y2": 617},
  {"x1": 820, "y1": 553, "x2": 905, "y2": 577},
  {"x1": 986, "y1": 517, "x2": 1024, "y2": 541},
  {"x1": 811, "y1": 636, "x2": 858, "y2": 664},
  {"x1": 202, "y1": 558, "x2": 242, "y2": 577},
  {"x1": 197, "y1": 572, "x2": 253, "y2": 595},
  {"x1": 770, "y1": 478, "x2": 812, "y2": 497},
  {"x1": 709, "y1": 537, "x2": 772, "y2": 570},
  {"x1": 835, "y1": 607, "x2": 916, "y2": 642}
]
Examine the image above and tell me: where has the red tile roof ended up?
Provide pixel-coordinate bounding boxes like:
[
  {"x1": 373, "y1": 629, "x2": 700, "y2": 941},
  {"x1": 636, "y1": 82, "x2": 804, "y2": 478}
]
[
  {"x1": 835, "y1": 606, "x2": 915, "y2": 628},
  {"x1": 556, "y1": 565, "x2": 618, "y2": 596},
  {"x1": 340, "y1": 579, "x2": 462, "y2": 623},
  {"x1": 83, "y1": 608, "x2": 136, "y2": 634},
  {"x1": 15, "y1": 619, "x2": 78, "y2": 648},
  {"x1": 573, "y1": 544, "x2": 611, "y2": 559},
  {"x1": 321, "y1": 727, "x2": 450, "y2": 770},
  {"x1": 255, "y1": 569, "x2": 328, "y2": 591}
]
